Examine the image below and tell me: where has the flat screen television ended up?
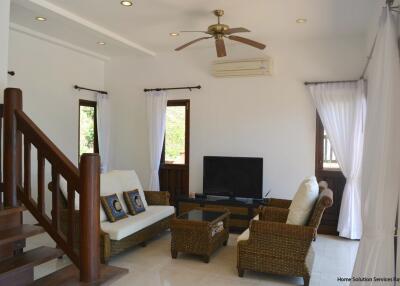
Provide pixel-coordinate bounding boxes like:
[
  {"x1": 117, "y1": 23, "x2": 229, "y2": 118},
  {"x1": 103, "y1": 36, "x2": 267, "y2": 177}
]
[{"x1": 203, "y1": 156, "x2": 263, "y2": 199}]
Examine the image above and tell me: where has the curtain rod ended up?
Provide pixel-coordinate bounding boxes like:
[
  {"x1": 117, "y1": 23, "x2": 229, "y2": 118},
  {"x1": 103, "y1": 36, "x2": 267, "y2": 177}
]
[
  {"x1": 304, "y1": 80, "x2": 360, "y2": 86},
  {"x1": 144, "y1": 85, "x2": 201, "y2": 92},
  {"x1": 8, "y1": 71, "x2": 15, "y2": 76},
  {"x1": 360, "y1": 24, "x2": 379, "y2": 80},
  {"x1": 74, "y1": 85, "x2": 108, "y2": 95}
]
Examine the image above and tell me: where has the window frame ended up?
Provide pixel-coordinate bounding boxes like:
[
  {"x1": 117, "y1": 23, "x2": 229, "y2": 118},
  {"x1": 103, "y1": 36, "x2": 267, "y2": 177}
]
[
  {"x1": 315, "y1": 113, "x2": 340, "y2": 172},
  {"x1": 161, "y1": 99, "x2": 190, "y2": 167},
  {"x1": 78, "y1": 99, "x2": 99, "y2": 159}
]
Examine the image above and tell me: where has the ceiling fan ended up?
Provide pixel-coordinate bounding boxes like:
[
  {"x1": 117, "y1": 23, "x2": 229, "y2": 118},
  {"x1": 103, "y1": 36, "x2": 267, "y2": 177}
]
[{"x1": 175, "y1": 10, "x2": 266, "y2": 57}]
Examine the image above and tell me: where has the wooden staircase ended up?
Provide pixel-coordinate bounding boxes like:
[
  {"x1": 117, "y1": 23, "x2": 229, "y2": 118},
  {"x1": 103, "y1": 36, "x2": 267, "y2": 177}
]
[{"x1": 0, "y1": 88, "x2": 128, "y2": 285}]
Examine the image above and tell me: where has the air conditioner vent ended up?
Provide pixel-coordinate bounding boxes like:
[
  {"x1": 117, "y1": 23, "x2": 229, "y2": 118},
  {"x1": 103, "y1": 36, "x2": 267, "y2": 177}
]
[{"x1": 212, "y1": 58, "x2": 272, "y2": 77}]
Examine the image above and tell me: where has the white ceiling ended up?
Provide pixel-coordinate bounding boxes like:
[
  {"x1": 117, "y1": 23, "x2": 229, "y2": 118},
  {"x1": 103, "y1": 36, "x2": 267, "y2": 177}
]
[{"x1": 10, "y1": 0, "x2": 383, "y2": 59}]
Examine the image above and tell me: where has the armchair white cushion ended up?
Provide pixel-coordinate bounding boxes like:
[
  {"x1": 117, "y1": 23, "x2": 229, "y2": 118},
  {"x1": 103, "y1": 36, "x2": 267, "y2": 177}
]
[{"x1": 286, "y1": 176, "x2": 319, "y2": 225}]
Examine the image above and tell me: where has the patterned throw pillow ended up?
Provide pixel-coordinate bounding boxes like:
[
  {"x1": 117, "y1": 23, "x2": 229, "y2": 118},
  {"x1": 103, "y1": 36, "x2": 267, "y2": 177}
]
[
  {"x1": 123, "y1": 189, "x2": 146, "y2": 215},
  {"x1": 100, "y1": 194, "x2": 128, "y2": 222}
]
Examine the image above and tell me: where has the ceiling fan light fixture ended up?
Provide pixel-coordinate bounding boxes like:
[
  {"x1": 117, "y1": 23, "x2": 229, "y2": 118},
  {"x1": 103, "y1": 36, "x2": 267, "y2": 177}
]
[
  {"x1": 296, "y1": 18, "x2": 307, "y2": 24},
  {"x1": 35, "y1": 16, "x2": 47, "y2": 21},
  {"x1": 120, "y1": 1, "x2": 133, "y2": 7}
]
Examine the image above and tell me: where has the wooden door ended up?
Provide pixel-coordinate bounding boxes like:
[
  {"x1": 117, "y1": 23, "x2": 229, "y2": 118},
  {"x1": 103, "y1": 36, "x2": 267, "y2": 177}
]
[
  {"x1": 315, "y1": 115, "x2": 346, "y2": 235},
  {"x1": 159, "y1": 100, "x2": 190, "y2": 203}
]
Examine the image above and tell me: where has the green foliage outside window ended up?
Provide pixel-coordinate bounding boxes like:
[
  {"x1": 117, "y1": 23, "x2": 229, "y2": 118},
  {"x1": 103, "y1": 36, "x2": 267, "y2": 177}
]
[
  {"x1": 165, "y1": 106, "x2": 185, "y2": 164},
  {"x1": 80, "y1": 106, "x2": 95, "y2": 156}
]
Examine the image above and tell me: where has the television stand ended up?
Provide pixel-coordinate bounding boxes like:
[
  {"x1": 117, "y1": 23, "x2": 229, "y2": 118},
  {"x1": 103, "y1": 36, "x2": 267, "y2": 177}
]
[
  {"x1": 217, "y1": 196, "x2": 257, "y2": 204},
  {"x1": 176, "y1": 195, "x2": 266, "y2": 233}
]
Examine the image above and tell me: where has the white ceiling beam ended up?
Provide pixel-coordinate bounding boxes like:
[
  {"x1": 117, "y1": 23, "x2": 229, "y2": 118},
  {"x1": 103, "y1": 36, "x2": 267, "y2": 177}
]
[
  {"x1": 10, "y1": 23, "x2": 111, "y2": 61},
  {"x1": 26, "y1": 0, "x2": 156, "y2": 57}
]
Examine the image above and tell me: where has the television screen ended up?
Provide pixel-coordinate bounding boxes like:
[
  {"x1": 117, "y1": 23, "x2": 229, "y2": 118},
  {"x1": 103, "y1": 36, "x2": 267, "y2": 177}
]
[{"x1": 203, "y1": 156, "x2": 263, "y2": 199}]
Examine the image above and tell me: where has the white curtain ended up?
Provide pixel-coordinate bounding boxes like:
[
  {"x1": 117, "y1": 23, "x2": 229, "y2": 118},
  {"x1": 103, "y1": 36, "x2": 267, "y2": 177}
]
[
  {"x1": 146, "y1": 91, "x2": 167, "y2": 191},
  {"x1": 309, "y1": 80, "x2": 366, "y2": 240},
  {"x1": 96, "y1": 93, "x2": 111, "y2": 173},
  {"x1": 351, "y1": 8, "x2": 400, "y2": 285}
]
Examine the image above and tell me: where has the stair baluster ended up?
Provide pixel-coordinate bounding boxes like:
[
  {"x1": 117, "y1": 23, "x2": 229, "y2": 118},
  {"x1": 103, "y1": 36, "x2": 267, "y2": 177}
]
[
  {"x1": 67, "y1": 181, "x2": 75, "y2": 246},
  {"x1": 51, "y1": 167, "x2": 60, "y2": 233},
  {"x1": 23, "y1": 137, "x2": 31, "y2": 198},
  {"x1": 37, "y1": 152, "x2": 45, "y2": 215}
]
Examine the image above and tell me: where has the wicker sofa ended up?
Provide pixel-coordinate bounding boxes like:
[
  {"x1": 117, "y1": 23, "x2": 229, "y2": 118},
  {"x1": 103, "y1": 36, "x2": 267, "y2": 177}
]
[
  {"x1": 50, "y1": 170, "x2": 175, "y2": 263},
  {"x1": 236, "y1": 184, "x2": 333, "y2": 286}
]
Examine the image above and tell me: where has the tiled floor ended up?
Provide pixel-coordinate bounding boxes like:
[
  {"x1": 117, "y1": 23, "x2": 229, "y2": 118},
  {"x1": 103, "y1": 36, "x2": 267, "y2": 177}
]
[{"x1": 27, "y1": 231, "x2": 359, "y2": 286}]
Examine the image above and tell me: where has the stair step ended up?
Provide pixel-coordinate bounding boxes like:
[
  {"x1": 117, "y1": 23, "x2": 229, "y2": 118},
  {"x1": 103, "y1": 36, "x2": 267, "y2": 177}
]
[
  {"x1": 0, "y1": 246, "x2": 63, "y2": 280},
  {"x1": 32, "y1": 264, "x2": 128, "y2": 286},
  {"x1": 0, "y1": 204, "x2": 25, "y2": 217},
  {"x1": 0, "y1": 225, "x2": 44, "y2": 246}
]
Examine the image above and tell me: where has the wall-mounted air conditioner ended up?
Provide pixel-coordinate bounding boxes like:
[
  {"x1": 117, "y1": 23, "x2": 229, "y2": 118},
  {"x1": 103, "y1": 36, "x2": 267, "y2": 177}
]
[{"x1": 212, "y1": 57, "x2": 273, "y2": 77}]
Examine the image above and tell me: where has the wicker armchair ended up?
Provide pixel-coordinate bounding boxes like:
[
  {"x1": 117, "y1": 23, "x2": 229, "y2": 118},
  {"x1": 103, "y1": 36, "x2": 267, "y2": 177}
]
[{"x1": 237, "y1": 188, "x2": 333, "y2": 286}]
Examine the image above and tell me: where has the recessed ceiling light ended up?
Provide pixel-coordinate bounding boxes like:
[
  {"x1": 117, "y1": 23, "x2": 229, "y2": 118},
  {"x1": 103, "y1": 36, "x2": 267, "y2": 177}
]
[
  {"x1": 97, "y1": 41, "x2": 106, "y2": 45},
  {"x1": 35, "y1": 16, "x2": 47, "y2": 21},
  {"x1": 296, "y1": 18, "x2": 307, "y2": 24},
  {"x1": 120, "y1": 1, "x2": 133, "y2": 6},
  {"x1": 169, "y1": 32, "x2": 180, "y2": 36}
]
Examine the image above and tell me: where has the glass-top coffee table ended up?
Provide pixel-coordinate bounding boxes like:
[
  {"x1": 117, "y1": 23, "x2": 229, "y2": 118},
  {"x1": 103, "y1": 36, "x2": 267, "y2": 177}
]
[{"x1": 170, "y1": 208, "x2": 230, "y2": 263}]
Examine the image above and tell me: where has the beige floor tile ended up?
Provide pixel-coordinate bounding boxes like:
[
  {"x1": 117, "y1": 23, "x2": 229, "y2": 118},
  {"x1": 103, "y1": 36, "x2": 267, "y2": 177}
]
[{"x1": 26, "y1": 231, "x2": 358, "y2": 286}]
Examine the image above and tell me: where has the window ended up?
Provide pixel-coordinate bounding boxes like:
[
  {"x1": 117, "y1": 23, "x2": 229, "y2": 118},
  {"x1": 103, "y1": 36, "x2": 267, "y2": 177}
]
[
  {"x1": 79, "y1": 100, "x2": 98, "y2": 157},
  {"x1": 162, "y1": 100, "x2": 190, "y2": 165},
  {"x1": 316, "y1": 114, "x2": 340, "y2": 170},
  {"x1": 322, "y1": 130, "x2": 340, "y2": 169}
]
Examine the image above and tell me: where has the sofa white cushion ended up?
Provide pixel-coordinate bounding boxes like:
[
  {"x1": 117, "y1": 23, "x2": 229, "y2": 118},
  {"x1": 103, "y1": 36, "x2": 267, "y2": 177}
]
[
  {"x1": 237, "y1": 215, "x2": 259, "y2": 242},
  {"x1": 286, "y1": 176, "x2": 319, "y2": 225},
  {"x1": 59, "y1": 170, "x2": 148, "y2": 222},
  {"x1": 101, "y1": 205, "x2": 175, "y2": 240},
  {"x1": 108, "y1": 170, "x2": 148, "y2": 209}
]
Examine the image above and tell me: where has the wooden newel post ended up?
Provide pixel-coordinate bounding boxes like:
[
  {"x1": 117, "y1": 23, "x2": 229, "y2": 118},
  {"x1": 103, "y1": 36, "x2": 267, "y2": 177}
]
[
  {"x1": 3, "y1": 88, "x2": 23, "y2": 208},
  {"x1": 79, "y1": 153, "x2": 101, "y2": 282}
]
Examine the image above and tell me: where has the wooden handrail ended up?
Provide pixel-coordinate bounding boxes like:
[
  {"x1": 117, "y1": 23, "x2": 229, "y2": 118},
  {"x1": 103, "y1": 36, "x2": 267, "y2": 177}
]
[{"x1": 3, "y1": 88, "x2": 100, "y2": 282}]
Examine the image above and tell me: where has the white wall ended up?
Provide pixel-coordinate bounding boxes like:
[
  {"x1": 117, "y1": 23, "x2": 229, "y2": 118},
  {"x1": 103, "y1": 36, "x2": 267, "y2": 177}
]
[
  {"x1": 0, "y1": 0, "x2": 10, "y2": 94},
  {"x1": 8, "y1": 30, "x2": 105, "y2": 222},
  {"x1": 106, "y1": 36, "x2": 366, "y2": 200}
]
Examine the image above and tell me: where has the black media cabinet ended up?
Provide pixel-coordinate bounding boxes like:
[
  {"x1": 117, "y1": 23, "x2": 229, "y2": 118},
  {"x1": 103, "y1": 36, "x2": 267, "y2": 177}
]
[{"x1": 175, "y1": 195, "x2": 267, "y2": 232}]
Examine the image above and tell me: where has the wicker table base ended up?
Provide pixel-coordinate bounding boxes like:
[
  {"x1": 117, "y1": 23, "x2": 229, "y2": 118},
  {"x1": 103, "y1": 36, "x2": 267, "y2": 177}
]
[{"x1": 170, "y1": 208, "x2": 230, "y2": 263}]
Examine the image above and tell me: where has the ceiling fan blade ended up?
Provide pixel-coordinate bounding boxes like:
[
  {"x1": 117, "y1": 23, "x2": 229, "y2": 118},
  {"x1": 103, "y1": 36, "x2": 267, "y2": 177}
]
[
  {"x1": 225, "y1": 27, "x2": 250, "y2": 35},
  {"x1": 215, "y1": 38, "x2": 227, "y2": 58},
  {"x1": 228, "y1": 35, "x2": 266, "y2": 50},
  {"x1": 175, "y1": 37, "x2": 212, "y2": 51}
]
